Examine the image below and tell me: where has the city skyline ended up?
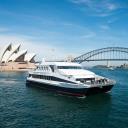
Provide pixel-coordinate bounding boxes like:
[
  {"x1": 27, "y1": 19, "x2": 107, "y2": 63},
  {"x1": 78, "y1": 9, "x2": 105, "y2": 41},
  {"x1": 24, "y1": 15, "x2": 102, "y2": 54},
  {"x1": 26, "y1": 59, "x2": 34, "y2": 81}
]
[{"x1": 0, "y1": 0, "x2": 128, "y2": 61}]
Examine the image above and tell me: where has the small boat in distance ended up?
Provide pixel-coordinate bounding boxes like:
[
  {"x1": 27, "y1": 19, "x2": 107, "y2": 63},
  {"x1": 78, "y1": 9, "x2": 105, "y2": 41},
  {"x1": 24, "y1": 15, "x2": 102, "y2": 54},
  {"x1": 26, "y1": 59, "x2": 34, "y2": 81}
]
[
  {"x1": 108, "y1": 66, "x2": 115, "y2": 70},
  {"x1": 26, "y1": 61, "x2": 116, "y2": 97}
]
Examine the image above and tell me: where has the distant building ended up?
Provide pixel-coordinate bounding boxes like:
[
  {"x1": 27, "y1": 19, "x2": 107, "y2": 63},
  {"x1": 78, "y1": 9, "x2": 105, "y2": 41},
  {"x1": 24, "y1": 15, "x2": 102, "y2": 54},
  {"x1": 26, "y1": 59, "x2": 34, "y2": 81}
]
[
  {"x1": 0, "y1": 43, "x2": 36, "y2": 71},
  {"x1": 120, "y1": 63, "x2": 128, "y2": 69},
  {"x1": 66, "y1": 55, "x2": 74, "y2": 62}
]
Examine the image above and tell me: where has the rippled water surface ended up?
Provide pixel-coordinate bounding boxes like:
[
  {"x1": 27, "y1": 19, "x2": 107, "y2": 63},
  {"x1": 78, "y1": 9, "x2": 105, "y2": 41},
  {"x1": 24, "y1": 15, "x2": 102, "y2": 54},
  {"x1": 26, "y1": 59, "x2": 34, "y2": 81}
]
[{"x1": 0, "y1": 69, "x2": 128, "y2": 128}]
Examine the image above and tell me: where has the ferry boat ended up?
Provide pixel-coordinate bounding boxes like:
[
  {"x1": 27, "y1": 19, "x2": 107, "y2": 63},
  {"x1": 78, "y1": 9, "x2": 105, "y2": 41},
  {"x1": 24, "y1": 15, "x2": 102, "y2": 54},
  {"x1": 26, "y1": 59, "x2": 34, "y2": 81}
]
[{"x1": 26, "y1": 61, "x2": 116, "y2": 97}]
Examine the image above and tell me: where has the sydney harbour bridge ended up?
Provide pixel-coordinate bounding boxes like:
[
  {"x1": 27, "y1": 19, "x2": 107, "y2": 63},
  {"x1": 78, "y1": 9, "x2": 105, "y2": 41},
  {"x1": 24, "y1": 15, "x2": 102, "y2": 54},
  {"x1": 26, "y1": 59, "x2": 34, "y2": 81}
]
[{"x1": 73, "y1": 47, "x2": 128, "y2": 63}]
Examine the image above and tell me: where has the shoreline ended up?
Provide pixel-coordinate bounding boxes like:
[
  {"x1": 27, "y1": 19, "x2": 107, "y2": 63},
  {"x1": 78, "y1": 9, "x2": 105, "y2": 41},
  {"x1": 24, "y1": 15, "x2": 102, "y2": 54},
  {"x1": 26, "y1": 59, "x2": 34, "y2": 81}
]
[
  {"x1": 0, "y1": 62, "x2": 36, "y2": 72},
  {"x1": 0, "y1": 69, "x2": 30, "y2": 72}
]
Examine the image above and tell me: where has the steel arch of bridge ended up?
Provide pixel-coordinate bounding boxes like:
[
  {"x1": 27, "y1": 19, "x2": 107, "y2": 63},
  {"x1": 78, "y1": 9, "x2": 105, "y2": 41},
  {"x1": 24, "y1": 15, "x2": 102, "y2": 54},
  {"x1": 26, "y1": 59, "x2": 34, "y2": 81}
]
[{"x1": 73, "y1": 47, "x2": 128, "y2": 63}]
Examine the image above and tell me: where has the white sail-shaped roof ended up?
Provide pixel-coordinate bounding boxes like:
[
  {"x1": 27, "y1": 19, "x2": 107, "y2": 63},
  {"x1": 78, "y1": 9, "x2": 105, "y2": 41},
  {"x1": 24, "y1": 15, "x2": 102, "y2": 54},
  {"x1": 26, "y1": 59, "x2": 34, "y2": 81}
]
[
  {"x1": 11, "y1": 44, "x2": 20, "y2": 53},
  {"x1": 24, "y1": 53, "x2": 36, "y2": 62},
  {"x1": 9, "y1": 50, "x2": 27, "y2": 62},
  {"x1": 0, "y1": 43, "x2": 12, "y2": 62},
  {"x1": 0, "y1": 43, "x2": 36, "y2": 63},
  {"x1": 1, "y1": 44, "x2": 21, "y2": 63}
]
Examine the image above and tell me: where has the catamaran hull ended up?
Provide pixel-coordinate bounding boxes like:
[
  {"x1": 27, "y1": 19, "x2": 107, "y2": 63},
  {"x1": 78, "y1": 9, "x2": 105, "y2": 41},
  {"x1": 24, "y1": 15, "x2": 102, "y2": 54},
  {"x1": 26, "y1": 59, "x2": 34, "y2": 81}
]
[{"x1": 26, "y1": 80, "x2": 114, "y2": 97}]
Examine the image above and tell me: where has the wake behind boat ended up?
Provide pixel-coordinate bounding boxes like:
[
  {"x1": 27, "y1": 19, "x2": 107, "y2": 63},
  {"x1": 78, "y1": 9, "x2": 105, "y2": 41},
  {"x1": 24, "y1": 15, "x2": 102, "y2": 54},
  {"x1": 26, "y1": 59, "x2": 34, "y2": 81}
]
[{"x1": 26, "y1": 61, "x2": 116, "y2": 97}]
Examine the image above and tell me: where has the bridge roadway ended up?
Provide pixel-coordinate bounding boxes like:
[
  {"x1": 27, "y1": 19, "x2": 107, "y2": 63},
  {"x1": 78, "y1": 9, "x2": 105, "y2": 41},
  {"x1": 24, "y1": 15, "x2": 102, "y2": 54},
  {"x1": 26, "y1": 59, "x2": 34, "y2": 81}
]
[{"x1": 73, "y1": 47, "x2": 128, "y2": 63}]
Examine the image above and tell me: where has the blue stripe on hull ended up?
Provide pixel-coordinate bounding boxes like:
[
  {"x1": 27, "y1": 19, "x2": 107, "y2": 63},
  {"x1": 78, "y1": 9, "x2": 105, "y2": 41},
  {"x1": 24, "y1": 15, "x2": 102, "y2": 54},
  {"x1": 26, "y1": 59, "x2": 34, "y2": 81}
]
[{"x1": 26, "y1": 80, "x2": 114, "y2": 97}]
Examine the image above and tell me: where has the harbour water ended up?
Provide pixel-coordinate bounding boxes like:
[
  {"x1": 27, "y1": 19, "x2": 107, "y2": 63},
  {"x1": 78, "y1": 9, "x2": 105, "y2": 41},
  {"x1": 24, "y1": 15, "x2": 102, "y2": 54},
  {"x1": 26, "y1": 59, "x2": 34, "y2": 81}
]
[{"x1": 0, "y1": 69, "x2": 128, "y2": 128}]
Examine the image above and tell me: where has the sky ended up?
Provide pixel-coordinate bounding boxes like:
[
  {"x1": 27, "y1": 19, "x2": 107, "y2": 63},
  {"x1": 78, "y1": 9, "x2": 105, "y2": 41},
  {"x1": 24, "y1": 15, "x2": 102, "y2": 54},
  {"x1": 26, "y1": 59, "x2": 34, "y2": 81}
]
[{"x1": 0, "y1": 0, "x2": 128, "y2": 62}]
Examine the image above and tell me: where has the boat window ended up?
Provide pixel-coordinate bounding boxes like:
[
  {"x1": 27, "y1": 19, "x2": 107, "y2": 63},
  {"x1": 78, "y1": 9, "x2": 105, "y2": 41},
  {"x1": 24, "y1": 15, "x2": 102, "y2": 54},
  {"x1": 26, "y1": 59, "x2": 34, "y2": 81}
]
[
  {"x1": 29, "y1": 74, "x2": 32, "y2": 77},
  {"x1": 43, "y1": 66, "x2": 47, "y2": 71},
  {"x1": 31, "y1": 74, "x2": 75, "y2": 83},
  {"x1": 37, "y1": 66, "x2": 42, "y2": 70},
  {"x1": 46, "y1": 67, "x2": 48, "y2": 70},
  {"x1": 50, "y1": 65, "x2": 55, "y2": 72},
  {"x1": 57, "y1": 66, "x2": 82, "y2": 69}
]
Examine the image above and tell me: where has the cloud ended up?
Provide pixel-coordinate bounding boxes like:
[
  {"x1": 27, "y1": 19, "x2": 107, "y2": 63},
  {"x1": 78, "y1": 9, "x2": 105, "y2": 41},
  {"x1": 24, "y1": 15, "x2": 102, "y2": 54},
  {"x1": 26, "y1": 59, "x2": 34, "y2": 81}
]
[
  {"x1": 0, "y1": 34, "x2": 67, "y2": 61},
  {"x1": 70, "y1": 0, "x2": 121, "y2": 17},
  {"x1": 80, "y1": 32, "x2": 96, "y2": 38},
  {"x1": 100, "y1": 25, "x2": 110, "y2": 30},
  {"x1": 0, "y1": 27, "x2": 9, "y2": 32},
  {"x1": 107, "y1": 17, "x2": 118, "y2": 24},
  {"x1": 106, "y1": 3, "x2": 118, "y2": 11}
]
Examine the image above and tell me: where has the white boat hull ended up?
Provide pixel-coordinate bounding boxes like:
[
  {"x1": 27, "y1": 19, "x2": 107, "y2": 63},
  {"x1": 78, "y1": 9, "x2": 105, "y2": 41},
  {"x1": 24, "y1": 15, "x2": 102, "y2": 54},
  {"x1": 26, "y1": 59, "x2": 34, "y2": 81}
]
[{"x1": 26, "y1": 78, "x2": 114, "y2": 97}]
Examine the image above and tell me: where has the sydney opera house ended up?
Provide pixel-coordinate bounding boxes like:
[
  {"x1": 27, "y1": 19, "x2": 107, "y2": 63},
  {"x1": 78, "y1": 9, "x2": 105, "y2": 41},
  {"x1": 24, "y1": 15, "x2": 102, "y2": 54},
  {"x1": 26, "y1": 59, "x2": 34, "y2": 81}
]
[{"x1": 0, "y1": 43, "x2": 36, "y2": 71}]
